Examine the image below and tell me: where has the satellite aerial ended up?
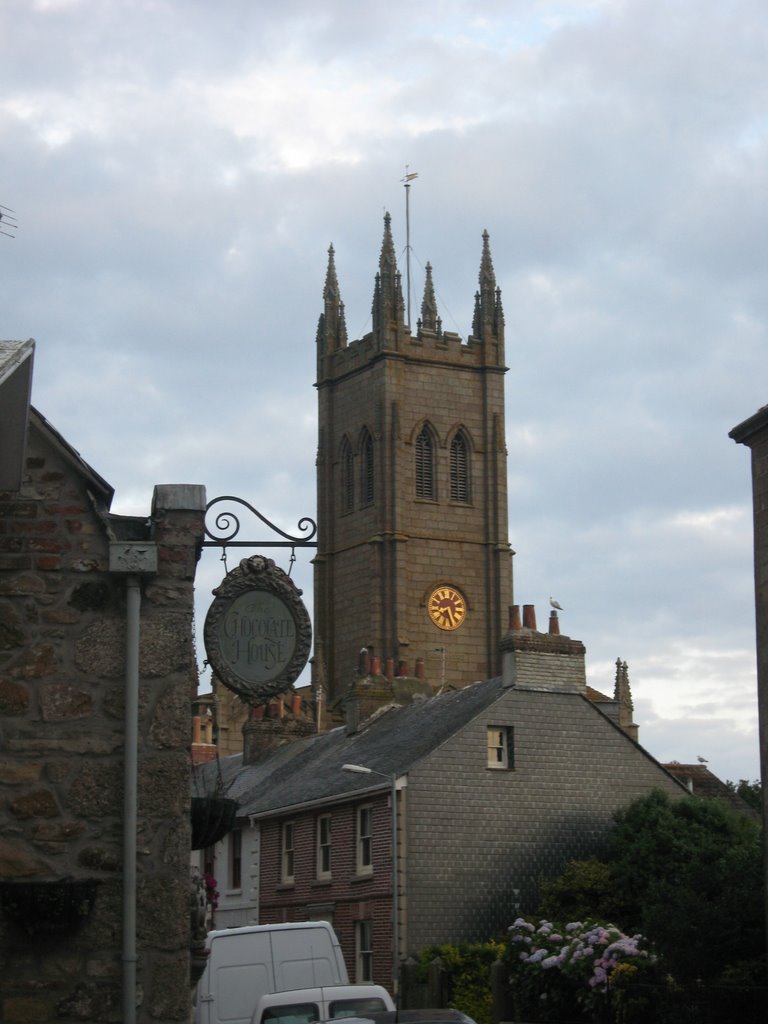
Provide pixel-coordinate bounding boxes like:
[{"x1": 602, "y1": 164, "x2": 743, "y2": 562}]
[{"x1": 1, "y1": 205, "x2": 18, "y2": 239}]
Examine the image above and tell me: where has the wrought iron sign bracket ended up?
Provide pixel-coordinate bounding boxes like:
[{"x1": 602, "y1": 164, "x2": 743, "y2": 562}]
[{"x1": 202, "y1": 495, "x2": 317, "y2": 575}]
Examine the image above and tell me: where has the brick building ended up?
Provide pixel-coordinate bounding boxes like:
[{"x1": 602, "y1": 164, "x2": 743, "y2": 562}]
[
  {"x1": 205, "y1": 611, "x2": 685, "y2": 994},
  {"x1": 313, "y1": 217, "x2": 513, "y2": 702},
  {"x1": 1, "y1": 341, "x2": 205, "y2": 1023}
]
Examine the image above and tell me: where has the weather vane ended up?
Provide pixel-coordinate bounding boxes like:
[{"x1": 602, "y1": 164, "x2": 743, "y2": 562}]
[
  {"x1": 1, "y1": 205, "x2": 18, "y2": 239},
  {"x1": 401, "y1": 167, "x2": 418, "y2": 328}
]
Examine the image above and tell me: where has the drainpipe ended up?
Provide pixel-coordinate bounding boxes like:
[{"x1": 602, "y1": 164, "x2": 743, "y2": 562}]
[
  {"x1": 110, "y1": 543, "x2": 158, "y2": 1024},
  {"x1": 123, "y1": 573, "x2": 140, "y2": 1024}
]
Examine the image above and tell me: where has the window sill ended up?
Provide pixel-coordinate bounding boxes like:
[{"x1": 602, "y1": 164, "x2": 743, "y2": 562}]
[
  {"x1": 350, "y1": 871, "x2": 374, "y2": 884},
  {"x1": 311, "y1": 877, "x2": 333, "y2": 887},
  {"x1": 276, "y1": 881, "x2": 295, "y2": 890}
]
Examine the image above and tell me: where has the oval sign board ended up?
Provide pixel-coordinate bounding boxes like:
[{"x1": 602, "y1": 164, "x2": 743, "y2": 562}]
[{"x1": 204, "y1": 555, "x2": 311, "y2": 702}]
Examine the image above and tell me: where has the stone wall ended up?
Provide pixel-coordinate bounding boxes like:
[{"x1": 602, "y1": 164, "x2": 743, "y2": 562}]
[{"x1": 0, "y1": 414, "x2": 204, "y2": 1023}]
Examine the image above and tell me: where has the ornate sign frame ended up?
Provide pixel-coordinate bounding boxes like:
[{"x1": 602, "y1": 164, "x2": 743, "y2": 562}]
[{"x1": 204, "y1": 555, "x2": 311, "y2": 703}]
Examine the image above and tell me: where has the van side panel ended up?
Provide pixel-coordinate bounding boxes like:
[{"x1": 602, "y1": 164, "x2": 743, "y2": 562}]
[
  {"x1": 269, "y1": 927, "x2": 348, "y2": 991},
  {"x1": 206, "y1": 931, "x2": 275, "y2": 1024}
]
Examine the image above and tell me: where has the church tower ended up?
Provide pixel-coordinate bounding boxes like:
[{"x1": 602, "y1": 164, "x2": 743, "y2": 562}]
[{"x1": 313, "y1": 215, "x2": 513, "y2": 702}]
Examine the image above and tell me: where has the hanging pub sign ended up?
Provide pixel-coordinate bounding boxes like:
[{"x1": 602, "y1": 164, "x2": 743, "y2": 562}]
[{"x1": 204, "y1": 555, "x2": 311, "y2": 703}]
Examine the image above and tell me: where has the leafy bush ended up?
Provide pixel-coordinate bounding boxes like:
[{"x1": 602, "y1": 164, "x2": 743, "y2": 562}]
[
  {"x1": 505, "y1": 917, "x2": 661, "y2": 1023},
  {"x1": 417, "y1": 940, "x2": 504, "y2": 1024}
]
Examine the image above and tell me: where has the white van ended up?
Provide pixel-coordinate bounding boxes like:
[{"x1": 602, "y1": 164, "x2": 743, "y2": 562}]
[
  {"x1": 252, "y1": 984, "x2": 395, "y2": 1024},
  {"x1": 194, "y1": 922, "x2": 349, "y2": 1024}
]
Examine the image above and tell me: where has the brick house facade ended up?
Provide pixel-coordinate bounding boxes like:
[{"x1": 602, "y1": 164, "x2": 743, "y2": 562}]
[
  {"x1": 0, "y1": 342, "x2": 205, "y2": 1023},
  {"x1": 207, "y1": 619, "x2": 686, "y2": 994}
]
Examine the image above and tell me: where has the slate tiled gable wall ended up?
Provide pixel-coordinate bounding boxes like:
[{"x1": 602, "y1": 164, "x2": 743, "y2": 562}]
[{"x1": 404, "y1": 686, "x2": 685, "y2": 950}]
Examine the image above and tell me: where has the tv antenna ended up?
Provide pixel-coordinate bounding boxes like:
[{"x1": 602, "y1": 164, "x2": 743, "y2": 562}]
[
  {"x1": 1, "y1": 205, "x2": 18, "y2": 239},
  {"x1": 402, "y1": 168, "x2": 418, "y2": 327}
]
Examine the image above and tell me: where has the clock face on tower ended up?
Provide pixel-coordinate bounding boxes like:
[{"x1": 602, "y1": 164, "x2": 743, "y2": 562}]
[{"x1": 427, "y1": 585, "x2": 467, "y2": 631}]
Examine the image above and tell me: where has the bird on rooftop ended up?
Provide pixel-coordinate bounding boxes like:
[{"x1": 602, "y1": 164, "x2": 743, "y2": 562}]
[
  {"x1": 549, "y1": 597, "x2": 563, "y2": 611},
  {"x1": 697, "y1": 756, "x2": 708, "y2": 764}
]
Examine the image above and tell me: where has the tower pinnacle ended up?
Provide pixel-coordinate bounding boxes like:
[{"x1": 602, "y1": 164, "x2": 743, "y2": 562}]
[
  {"x1": 317, "y1": 243, "x2": 348, "y2": 356},
  {"x1": 371, "y1": 212, "x2": 405, "y2": 337},
  {"x1": 419, "y1": 262, "x2": 441, "y2": 334},
  {"x1": 472, "y1": 229, "x2": 505, "y2": 347}
]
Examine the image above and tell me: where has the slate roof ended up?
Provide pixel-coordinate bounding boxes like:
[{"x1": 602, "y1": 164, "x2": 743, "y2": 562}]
[
  {"x1": 202, "y1": 676, "x2": 515, "y2": 819},
  {"x1": 662, "y1": 762, "x2": 759, "y2": 818}
]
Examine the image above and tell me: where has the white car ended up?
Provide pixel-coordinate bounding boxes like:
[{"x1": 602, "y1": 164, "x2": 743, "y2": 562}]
[{"x1": 251, "y1": 985, "x2": 395, "y2": 1024}]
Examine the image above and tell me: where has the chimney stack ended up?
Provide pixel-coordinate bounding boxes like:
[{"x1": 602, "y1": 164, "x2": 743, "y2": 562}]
[{"x1": 522, "y1": 604, "x2": 537, "y2": 630}]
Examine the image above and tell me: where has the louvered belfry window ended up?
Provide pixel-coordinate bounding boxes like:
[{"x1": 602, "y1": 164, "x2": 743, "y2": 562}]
[
  {"x1": 415, "y1": 425, "x2": 435, "y2": 499},
  {"x1": 361, "y1": 429, "x2": 374, "y2": 505},
  {"x1": 450, "y1": 430, "x2": 470, "y2": 502},
  {"x1": 341, "y1": 438, "x2": 354, "y2": 513}
]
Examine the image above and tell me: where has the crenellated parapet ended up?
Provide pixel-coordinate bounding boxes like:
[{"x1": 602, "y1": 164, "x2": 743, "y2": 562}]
[{"x1": 316, "y1": 215, "x2": 506, "y2": 386}]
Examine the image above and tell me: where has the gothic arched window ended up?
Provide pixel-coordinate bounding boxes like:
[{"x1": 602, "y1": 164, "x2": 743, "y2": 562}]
[
  {"x1": 450, "y1": 429, "x2": 470, "y2": 503},
  {"x1": 360, "y1": 429, "x2": 374, "y2": 506},
  {"x1": 340, "y1": 437, "x2": 354, "y2": 513},
  {"x1": 415, "y1": 424, "x2": 436, "y2": 500}
]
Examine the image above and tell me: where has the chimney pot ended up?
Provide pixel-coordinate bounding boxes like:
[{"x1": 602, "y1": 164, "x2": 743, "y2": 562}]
[
  {"x1": 415, "y1": 657, "x2": 424, "y2": 679},
  {"x1": 522, "y1": 604, "x2": 537, "y2": 630},
  {"x1": 370, "y1": 654, "x2": 381, "y2": 675},
  {"x1": 291, "y1": 693, "x2": 301, "y2": 715},
  {"x1": 509, "y1": 605, "x2": 522, "y2": 630},
  {"x1": 385, "y1": 657, "x2": 394, "y2": 681},
  {"x1": 548, "y1": 610, "x2": 560, "y2": 635},
  {"x1": 397, "y1": 659, "x2": 409, "y2": 677}
]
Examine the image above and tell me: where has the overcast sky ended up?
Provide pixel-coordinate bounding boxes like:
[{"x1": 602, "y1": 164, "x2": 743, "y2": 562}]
[{"x1": 2, "y1": 0, "x2": 766, "y2": 784}]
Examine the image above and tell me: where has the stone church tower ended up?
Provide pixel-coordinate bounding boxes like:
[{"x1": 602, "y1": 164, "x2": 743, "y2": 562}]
[{"x1": 313, "y1": 214, "x2": 513, "y2": 702}]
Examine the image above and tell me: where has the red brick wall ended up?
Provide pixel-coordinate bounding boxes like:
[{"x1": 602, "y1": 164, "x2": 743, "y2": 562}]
[{"x1": 258, "y1": 793, "x2": 395, "y2": 988}]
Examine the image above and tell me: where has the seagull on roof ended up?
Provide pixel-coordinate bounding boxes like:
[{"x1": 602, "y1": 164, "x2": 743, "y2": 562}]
[
  {"x1": 549, "y1": 597, "x2": 563, "y2": 611},
  {"x1": 697, "y1": 755, "x2": 708, "y2": 764}
]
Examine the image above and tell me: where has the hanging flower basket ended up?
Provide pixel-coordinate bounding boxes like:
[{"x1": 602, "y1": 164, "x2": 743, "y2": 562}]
[
  {"x1": 191, "y1": 796, "x2": 238, "y2": 850},
  {"x1": 0, "y1": 877, "x2": 98, "y2": 935}
]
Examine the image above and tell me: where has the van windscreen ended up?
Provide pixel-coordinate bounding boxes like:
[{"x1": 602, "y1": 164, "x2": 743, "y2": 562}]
[
  {"x1": 329, "y1": 1000, "x2": 387, "y2": 1018},
  {"x1": 262, "y1": 1003, "x2": 320, "y2": 1024}
]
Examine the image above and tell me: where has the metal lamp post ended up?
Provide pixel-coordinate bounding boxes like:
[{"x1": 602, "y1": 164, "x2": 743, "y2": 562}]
[{"x1": 342, "y1": 763, "x2": 399, "y2": 1001}]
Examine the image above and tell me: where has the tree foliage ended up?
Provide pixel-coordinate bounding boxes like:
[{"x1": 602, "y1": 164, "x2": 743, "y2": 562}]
[
  {"x1": 539, "y1": 790, "x2": 764, "y2": 984},
  {"x1": 726, "y1": 777, "x2": 762, "y2": 813}
]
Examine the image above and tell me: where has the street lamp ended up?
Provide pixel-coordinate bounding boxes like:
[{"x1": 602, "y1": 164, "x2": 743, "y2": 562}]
[{"x1": 342, "y1": 763, "x2": 399, "y2": 1001}]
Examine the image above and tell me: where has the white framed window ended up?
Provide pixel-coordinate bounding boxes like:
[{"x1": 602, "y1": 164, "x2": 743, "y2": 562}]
[
  {"x1": 487, "y1": 726, "x2": 514, "y2": 769},
  {"x1": 316, "y1": 814, "x2": 332, "y2": 879},
  {"x1": 281, "y1": 821, "x2": 295, "y2": 883},
  {"x1": 229, "y1": 828, "x2": 242, "y2": 890},
  {"x1": 355, "y1": 920, "x2": 373, "y2": 982},
  {"x1": 356, "y1": 805, "x2": 373, "y2": 874}
]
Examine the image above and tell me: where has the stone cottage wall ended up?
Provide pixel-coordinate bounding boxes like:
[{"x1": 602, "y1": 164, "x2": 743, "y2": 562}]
[{"x1": 0, "y1": 420, "x2": 204, "y2": 1024}]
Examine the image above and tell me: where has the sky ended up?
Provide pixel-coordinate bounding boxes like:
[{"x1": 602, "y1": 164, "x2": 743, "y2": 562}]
[{"x1": 2, "y1": 0, "x2": 766, "y2": 784}]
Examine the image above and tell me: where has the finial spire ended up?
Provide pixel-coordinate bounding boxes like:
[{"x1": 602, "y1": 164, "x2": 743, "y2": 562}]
[
  {"x1": 317, "y1": 244, "x2": 347, "y2": 358},
  {"x1": 420, "y1": 262, "x2": 439, "y2": 333},
  {"x1": 372, "y1": 212, "x2": 405, "y2": 336},
  {"x1": 613, "y1": 658, "x2": 634, "y2": 712},
  {"x1": 472, "y1": 229, "x2": 504, "y2": 349}
]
